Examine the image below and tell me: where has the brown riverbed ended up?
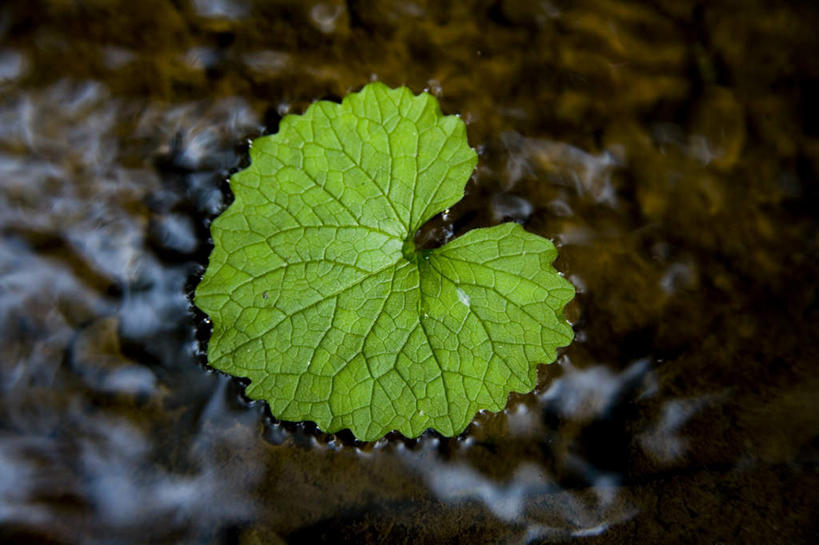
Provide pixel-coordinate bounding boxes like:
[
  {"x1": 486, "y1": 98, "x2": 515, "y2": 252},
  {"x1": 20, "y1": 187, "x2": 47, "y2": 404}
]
[{"x1": 1, "y1": 1, "x2": 817, "y2": 544}]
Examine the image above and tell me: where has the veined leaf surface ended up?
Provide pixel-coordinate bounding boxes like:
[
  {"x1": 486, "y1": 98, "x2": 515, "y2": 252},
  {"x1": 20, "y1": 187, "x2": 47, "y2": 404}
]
[{"x1": 195, "y1": 82, "x2": 574, "y2": 441}]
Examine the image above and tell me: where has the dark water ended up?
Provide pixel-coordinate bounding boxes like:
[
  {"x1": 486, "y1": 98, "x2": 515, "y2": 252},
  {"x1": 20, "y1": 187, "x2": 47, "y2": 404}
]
[{"x1": 1, "y1": 1, "x2": 818, "y2": 543}]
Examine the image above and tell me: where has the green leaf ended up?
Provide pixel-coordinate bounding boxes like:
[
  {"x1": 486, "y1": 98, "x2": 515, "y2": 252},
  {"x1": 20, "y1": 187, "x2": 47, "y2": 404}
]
[{"x1": 195, "y1": 82, "x2": 574, "y2": 441}]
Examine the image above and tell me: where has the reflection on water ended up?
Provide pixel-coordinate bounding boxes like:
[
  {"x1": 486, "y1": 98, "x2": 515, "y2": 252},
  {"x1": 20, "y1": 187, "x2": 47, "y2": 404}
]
[
  {"x1": 1, "y1": 0, "x2": 818, "y2": 543},
  {"x1": 540, "y1": 358, "x2": 651, "y2": 423},
  {"x1": 501, "y1": 133, "x2": 620, "y2": 205},
  {"x1": 0, "y1": 378, "x2": 263, "y2": 543},
  {"x1": 417, "y1": 457, "x2": 635, "y2": 539},
  {"x1": 638, "y1": 394, "x2": 722, "y2": 464}
]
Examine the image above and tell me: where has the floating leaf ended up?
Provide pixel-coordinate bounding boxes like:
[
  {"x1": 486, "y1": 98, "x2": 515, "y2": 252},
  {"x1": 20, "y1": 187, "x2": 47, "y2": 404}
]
[{"x1": 195, "y1": 82, "x2": 574, "y2": 441}]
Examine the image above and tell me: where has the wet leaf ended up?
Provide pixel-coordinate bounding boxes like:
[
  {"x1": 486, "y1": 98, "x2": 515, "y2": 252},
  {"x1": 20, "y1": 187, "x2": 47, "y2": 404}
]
[{"x1": 195, "y1": 82, "x2": 574, "y2": 440}]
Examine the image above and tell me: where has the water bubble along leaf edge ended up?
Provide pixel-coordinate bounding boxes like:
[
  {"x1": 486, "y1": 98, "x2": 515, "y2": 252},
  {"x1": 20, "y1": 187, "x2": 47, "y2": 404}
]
[{"x1": 194, "y1": 82, "x2": 574, "y2": 441}]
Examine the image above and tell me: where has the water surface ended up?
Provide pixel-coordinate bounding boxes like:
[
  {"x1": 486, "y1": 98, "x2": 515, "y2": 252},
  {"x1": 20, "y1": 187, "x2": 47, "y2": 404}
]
[{"x1": 1, "y1": 1, "x2": 817, "y2": 543}]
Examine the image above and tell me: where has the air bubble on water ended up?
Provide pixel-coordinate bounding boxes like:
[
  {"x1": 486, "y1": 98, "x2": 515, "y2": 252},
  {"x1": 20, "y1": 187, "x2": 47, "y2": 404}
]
[
  {"x1": 310, "y1": 3, "x2": 344, "y2": 34},
  {"x1": 457, "y1": 433, "x2": 473, "y2": 443},
  {"x1": 442, "y1": 223, "x2": 454, "y2": 243},
  {"x1": 276, "y1": 102, "x2": 291, "y2": 116},
  {"x1": 569, "y1": 274, "x2": 586, "y2": 293}
]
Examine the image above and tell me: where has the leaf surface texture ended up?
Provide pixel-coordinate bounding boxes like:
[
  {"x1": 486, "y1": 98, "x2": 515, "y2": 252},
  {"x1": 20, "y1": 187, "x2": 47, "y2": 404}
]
[{"x1": 195, "y1": 83, "x2": 574, "y2": 440}]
